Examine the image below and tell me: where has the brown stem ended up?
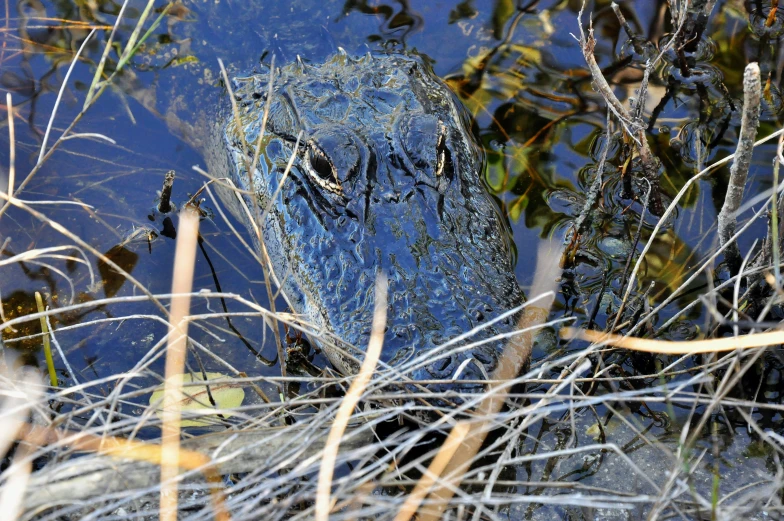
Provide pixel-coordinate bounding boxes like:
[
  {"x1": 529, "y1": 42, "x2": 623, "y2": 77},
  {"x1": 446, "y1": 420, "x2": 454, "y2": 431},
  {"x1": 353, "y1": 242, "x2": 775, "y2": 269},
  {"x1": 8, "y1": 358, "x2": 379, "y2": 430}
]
[
  {"x1": 717, "y1": 63, "x2": 762, "y2": 272},
  {"x1": 158, "y1": 170, "x2": 175, "y2": 213}
]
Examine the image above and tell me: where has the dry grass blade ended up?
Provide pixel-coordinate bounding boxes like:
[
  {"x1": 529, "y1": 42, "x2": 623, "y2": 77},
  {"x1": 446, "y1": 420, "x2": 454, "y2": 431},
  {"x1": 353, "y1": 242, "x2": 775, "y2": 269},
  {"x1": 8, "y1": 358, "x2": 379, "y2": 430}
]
[
  {"x1": 249, "y1": 54, "x2": 275, "y2": 183},
  {"x1": 4, "y1": 94, "x2": 14, "y2": 202},
  {"x1": 37, "y1": 29, "x2": 95, "y2": 165},
  {"x1": 315, "y1": 273, "x2": 387, "y2": 521},
  {"x1": 393, "y1": 421, "x2": 470, "y2": 521},
  {"x1": 419, "y1": 242, "x2": 563, "y2": 521},
  {"x1": 218, "y1": 57, "x2": 287, "y2": 384},
  {"x1": 18, "y1": 424, "x2": 230, "y2": 521},
  {"x1": 0, "y1": 368, "x2": 41, "y2": 521},
  {"x1": 562, "y1": 326, "x2": 784, "y2": 354},
  {"x1": 160, "y1": 208, "x2": 200, "y2": 521}
]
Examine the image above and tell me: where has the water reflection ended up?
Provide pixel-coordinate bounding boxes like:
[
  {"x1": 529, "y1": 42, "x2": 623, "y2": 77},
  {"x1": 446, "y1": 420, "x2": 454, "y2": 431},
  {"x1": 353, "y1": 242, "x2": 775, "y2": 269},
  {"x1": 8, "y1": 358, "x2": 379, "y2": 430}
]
[
  {"x1": 342, "y1": 0, "x2": 423, "y2": 46},
  {"x1": 98, "y1": 244, "x2": 139, "y2": 297}
]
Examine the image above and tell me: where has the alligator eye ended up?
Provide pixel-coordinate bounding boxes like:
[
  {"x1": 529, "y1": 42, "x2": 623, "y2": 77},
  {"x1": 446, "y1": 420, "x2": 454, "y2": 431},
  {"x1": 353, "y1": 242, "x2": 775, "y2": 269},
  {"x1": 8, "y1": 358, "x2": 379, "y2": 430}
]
[
  {"x1": 309, "y1": 147, "x2": 333, "y2": 180},
  {"x1": 302, "y1": 131, "x2": 360, "y2": 196},
  {"x1": 304, "y1": 142, "x2": 342, "y2": 194}
]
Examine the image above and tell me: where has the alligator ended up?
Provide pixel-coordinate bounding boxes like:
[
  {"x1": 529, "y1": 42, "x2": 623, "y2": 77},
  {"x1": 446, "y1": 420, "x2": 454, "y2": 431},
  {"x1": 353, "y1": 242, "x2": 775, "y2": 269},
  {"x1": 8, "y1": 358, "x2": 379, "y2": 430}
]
[{"x1": 209, "y1": 52, "x2": 525, "y2": 383}]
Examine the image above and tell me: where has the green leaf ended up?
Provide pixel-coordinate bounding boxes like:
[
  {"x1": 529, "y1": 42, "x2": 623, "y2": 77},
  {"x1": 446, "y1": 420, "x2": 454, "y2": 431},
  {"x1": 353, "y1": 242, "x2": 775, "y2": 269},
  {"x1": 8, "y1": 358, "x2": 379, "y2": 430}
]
[{"x1": 149, "y1": 372, "x2": 245, "y2": 428}]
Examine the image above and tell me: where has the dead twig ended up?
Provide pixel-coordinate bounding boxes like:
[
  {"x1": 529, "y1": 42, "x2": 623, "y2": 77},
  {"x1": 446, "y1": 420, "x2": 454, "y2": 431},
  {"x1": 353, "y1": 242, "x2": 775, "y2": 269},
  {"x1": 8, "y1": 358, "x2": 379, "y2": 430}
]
[
  {"x1": 717, "y1": 63, "x2": 762, "y2": 272},
  {"x1": 574, "y1": 3, "x2": 663, "y2": 214},
  {"x1": 158, "y1": 170, "x2": 175, "y2": 213}
]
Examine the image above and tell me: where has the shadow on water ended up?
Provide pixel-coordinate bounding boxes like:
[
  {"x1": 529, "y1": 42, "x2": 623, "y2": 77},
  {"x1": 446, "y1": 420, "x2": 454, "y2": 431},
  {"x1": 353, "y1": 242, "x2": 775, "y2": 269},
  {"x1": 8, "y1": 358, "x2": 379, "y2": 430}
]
[{"x1": 2, "y1": 0, "x2": 784, "y2": 517}]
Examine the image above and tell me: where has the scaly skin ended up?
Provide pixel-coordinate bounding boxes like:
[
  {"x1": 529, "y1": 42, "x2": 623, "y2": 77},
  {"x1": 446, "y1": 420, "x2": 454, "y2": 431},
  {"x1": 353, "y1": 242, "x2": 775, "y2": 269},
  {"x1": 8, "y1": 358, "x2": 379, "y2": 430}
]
[{"x1": 215, "y1": 52, "x2": 524, "y2": 383}]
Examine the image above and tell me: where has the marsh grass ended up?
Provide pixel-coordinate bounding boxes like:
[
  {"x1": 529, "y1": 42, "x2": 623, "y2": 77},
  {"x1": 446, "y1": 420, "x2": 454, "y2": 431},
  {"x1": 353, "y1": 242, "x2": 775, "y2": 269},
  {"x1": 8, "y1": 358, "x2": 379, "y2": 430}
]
[{"x1": 1, "y1": 1, "x2": 784, "y2": 520}]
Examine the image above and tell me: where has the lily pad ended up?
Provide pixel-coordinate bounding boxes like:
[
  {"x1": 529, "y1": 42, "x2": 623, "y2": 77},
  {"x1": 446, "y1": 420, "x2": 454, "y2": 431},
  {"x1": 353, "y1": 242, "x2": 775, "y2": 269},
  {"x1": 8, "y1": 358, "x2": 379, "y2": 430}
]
[{"x1": 149, "y1": 372, "x2": 245, "y2": 428}]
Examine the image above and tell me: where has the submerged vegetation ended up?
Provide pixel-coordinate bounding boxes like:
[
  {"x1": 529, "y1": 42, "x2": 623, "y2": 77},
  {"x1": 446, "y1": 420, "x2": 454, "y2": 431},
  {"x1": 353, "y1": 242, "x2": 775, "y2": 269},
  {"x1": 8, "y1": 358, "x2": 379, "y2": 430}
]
[{"x1": 1, "y1": 0, "x2": 784, "y2": 519}]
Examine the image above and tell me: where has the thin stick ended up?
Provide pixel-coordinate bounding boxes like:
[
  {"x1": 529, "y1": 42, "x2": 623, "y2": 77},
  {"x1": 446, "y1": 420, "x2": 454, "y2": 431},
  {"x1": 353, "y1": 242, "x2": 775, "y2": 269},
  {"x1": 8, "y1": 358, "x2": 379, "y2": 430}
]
[
  {"x1": 315, "y1": 274, "x2": 387, "y2": 521},
  {"x1": 260, "y1": 131, "x2": 302, "y2": 224},
  {"x1": 575, "y1": 3, "x2": 661, "y2": 213},
  {"x1": 248, "y1": 54, "x2": 275, "y2": 181},
  {"x1": 717, "y1": 62, "x2": 761, "y2": 269},
  {"x1": 38, "y1": 29, "x2": 96, "y2": 164},
  {"x1": 218, "y1": 59, "x2": 250, "y2": 174},
  {"x1": 160, "y1": 208, "x2": 200, "y2": 521},
  {"x1": 775, "y1": 134, "x2": 784, "y2": 288},
  {"x1": 6, "y1": 93, "x2": 14, "y2": 200},
  {"x1": 611, "y1": 2, "x2": 637, "y2": 42},
  {"x1": 610, "y1": 179, "x2": 651, "y2": 332},
  {"x1": 734, "y1": 242, "x2": 756, "y2": 335}
]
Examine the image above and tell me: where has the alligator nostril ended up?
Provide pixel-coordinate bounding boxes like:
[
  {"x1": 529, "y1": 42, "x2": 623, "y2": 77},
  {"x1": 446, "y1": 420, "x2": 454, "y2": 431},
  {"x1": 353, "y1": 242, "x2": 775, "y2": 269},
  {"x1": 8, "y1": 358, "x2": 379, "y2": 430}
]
[
  {"x1": 428, "y1": 356, "x2": 452, "y2": 376},
  {"x1": 472, "y1": 349, "x2": 494, "y2": 367},
  {"x1": 392, "y1": 325, "x2": 412, "y2": 342}
]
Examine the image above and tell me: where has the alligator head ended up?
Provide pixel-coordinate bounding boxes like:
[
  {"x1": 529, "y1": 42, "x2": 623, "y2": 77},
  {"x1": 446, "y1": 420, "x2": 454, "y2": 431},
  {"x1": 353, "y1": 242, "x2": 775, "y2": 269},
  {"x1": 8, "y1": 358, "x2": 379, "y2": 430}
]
[{"x1": 217, "y1": 52, "x2": 524, "y2": 384}]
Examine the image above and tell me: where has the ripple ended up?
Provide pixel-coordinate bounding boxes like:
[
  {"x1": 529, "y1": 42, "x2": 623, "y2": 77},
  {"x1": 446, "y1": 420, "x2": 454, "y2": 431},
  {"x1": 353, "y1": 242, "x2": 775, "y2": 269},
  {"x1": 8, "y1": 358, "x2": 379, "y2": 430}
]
[
  {"x1": 661, "y1": 63, "x2": 724, "y2": 88},
  {"x1": 749, "y1": 8, "x2": 784, "y2": 39},
  {"x1": 659, "y1": 33, "x2": 717, "y2": 63},
  {"x1": 619, "y1": 36, "x2": 658, "y2": 65}
]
